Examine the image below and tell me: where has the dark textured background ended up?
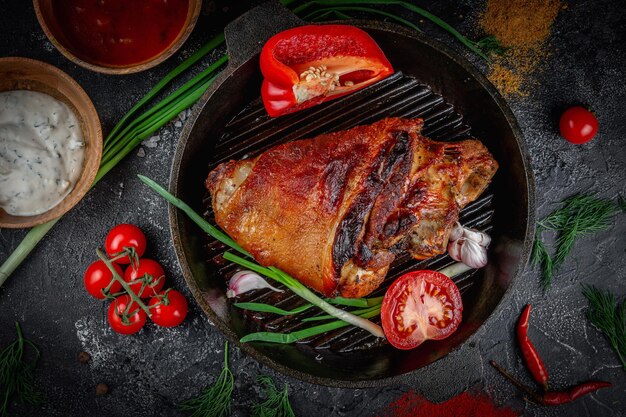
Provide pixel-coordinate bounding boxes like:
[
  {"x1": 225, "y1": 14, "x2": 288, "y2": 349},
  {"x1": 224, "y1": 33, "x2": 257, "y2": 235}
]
[{"x1": 1, "y1": 1, "x2": 625, "y2": 416}]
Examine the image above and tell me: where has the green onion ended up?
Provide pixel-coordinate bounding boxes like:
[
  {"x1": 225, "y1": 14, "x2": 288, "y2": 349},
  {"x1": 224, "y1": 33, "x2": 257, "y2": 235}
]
[
  {"x1": 241, "y1": 306, "x2": 381, "y2": 343},
  {"x1": 138, "y1": 175, "x2": 385, "y2": 338},
  {"x1": 234, "y1": 302, "x2": 315, "y2": 316},
  {"x1": 105, "y1": 33, "x2": 225, "y2": 144},
  {"x1": 233, "y1": 296, "x2": 382, "y2": 315},
  {"x1": 302, "y1": 304, "x2": 380, "y2": 322}
]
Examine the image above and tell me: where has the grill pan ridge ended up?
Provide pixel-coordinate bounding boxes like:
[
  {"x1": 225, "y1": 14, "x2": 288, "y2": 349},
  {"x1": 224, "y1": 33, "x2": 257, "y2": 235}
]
[{"x1": 169, "y1": 2, "x2": 534, "y2": 389}]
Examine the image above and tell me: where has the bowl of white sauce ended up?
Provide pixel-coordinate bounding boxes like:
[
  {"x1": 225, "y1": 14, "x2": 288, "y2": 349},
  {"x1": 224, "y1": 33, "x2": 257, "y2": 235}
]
[{"x1": 0, "y1": 57, "x2": 102, "y2": 228}]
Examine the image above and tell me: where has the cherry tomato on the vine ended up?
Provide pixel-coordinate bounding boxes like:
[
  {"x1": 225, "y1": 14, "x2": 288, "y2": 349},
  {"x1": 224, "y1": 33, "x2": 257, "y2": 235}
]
[
  {"x1": 105, "y1": 224, "x2": 147, "y2": 264},
  {"x1": 559, "y1": 106, "x2": 598, "y2": 144},
  {"x1": 123, "y1": 258, "x2": 166, "y2": 298},
  {"x1": 84, "y1": 260, "x2": 123, "y2": 299},
  {"x1": 381, "y1": 270, "x2": 463, "y2": 350},
  {"x1": 148, "y1": 290, "x2": 188, "y2": 327},
  {"x1": 107, "y1": 294, "x2": 147, "y2": 335}
]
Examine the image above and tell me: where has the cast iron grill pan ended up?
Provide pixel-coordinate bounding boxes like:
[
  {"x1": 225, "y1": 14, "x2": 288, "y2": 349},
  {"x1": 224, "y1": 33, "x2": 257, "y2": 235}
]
[
  {"x1": 171, "y1": 4, "x2": 533, "y2": 386},
  {"x1": 201, "y1": 71, "x2": 494, "y2": 354}
]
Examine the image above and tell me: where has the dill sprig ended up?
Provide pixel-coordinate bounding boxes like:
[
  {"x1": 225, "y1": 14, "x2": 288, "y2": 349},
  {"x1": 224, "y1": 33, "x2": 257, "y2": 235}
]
[
  {"x1": 532, "y1": 194, "x2": 621, "y2": 290},
  {"x1": 179, "y1": 342, "x2": 234, "y2": 417},
  {"x1": 582, "y1": 285, "x2": 626, "y2": 371},
  {"x1": 0, "y1": 323, "x2": 43, "y2": 417},
  {"x1": 251, "y1": 376, "x2": 296, "y2": 417}
]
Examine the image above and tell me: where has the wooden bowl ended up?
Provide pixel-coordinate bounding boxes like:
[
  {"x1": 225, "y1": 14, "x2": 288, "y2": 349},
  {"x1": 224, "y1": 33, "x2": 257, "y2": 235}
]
[
  {"x1": 0, "y1": 57, "x2": 102, "y2": 228},
  {"x1": 33, "y1": 0, "x2": 203, "y2": 75}
]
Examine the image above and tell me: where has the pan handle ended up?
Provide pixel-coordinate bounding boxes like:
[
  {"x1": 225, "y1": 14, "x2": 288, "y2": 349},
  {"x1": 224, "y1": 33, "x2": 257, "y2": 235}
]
[{"x1": 224, "y1": 1, "x2": 305, "y2": 68}]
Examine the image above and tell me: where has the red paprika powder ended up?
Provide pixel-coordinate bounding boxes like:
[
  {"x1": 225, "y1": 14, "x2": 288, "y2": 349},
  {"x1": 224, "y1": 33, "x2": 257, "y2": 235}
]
[{"x1": 377, "y1": 390, "x2": 519, "y2": 417}]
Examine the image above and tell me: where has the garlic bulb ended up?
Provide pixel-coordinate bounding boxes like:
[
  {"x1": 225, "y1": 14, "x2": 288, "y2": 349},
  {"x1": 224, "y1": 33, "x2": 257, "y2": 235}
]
[
  {"x1": 226, "y1": 270, "x2": 283, "y2": 298},
  {"x1": 447, "y1": 224, "x2": 491, "y2": 269}
]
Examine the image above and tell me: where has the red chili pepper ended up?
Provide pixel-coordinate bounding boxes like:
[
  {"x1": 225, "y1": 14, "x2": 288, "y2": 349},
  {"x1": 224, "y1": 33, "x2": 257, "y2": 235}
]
[
  {"x1": 260, "y1": 25, "x2": 394, "y2": 117},
  {"x1": 517, "y1": 304, "x2": 549, "y2": 390},
  {"x1": 490, "y1": 361, "x2": 612, "y2": 406},
  {"x1": 539, "y1": 381, "x2": 613, "y2": 405}
]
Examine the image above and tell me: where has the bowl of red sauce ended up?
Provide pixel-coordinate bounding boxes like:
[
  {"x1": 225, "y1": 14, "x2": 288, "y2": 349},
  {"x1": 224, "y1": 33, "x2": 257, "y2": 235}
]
[{"x1": 33, "y1": 0, "x2": 202, "y2": 74}]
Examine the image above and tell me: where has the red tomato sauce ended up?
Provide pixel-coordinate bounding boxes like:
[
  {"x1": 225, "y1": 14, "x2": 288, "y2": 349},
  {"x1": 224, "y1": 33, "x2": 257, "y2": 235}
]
[{"x1": 52, "y1": 0, "x2": 190, "y2": 67}]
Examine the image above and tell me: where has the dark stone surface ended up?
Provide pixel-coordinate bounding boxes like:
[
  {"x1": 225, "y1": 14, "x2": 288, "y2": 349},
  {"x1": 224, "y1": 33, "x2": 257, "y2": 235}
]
[{"x1": 0, "y1": 1, "x2": 624, "y2": 416}]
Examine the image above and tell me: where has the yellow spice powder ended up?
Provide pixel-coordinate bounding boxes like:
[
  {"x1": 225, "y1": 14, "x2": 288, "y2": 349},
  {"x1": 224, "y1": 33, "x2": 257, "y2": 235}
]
[{"x1": 479, "y1": 0, "x2": 563, "y2": 97}]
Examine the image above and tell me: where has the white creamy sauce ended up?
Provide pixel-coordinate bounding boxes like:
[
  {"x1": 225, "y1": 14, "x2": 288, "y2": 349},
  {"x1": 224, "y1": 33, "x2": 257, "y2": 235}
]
[{"x1": 0, "y1": 90, "x2": 85, "y2": 216}]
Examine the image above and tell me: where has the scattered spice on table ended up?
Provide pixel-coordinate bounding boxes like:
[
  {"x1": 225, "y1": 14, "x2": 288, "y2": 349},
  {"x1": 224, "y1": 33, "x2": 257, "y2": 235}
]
[
  {"x1": 479, "y1": 0, "x2": 564, "y2": 97},
  {"x1": 376, "y1": 390, "x2": 519, "y2": 417},
  {"x1": 78, "y1": 351, "x2": 91, "y2": 364},
  {"x1": 95, "y1": 383, "x2": 109, "y2": 396}
]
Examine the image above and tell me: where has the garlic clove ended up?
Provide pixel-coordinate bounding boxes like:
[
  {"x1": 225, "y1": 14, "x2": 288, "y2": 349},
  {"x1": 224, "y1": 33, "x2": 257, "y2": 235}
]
[
  {"x1": 447, "y1": 238, "x2": 464, "y2": 262},
  {"x1": 459, "y1": 238, "x2": 488, "y2": 269},
  {"x1": 226, "y1": 270, "x2": 283, "y2": 298},
  {"x1": 449, "y1": 222, "x2": 464, "y2": 242},
  {"x1": 462, "y1": 227, "x2": 491, "y2": 247}
]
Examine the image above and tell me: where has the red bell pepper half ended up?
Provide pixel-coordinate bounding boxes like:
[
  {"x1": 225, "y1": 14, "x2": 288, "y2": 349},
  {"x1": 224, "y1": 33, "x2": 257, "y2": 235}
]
[{"x1": 260, "y1": 25, "x2": 394, "y2": 117}]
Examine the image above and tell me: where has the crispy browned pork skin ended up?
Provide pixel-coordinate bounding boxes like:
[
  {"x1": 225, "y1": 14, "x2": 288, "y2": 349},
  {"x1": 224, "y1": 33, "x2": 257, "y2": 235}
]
[{"x1": 206, "y1": 118, "x2": 498, "y2": 298}]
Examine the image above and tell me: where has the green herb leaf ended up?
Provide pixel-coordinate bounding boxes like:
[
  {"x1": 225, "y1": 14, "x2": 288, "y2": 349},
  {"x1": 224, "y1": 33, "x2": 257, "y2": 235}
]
[
  {"x1": 618, "y1": 196, "x2": 626, "y2": 213},
  {"x1": 179, "y1": 342, "x2": 234, "y2": 417},
  {"x1": 582, "y1": 285, "x2": 626, "y2": 371},
  {"x1": 533, "y1": 194, "x2": 621, "y2": 290},
  {"x1": 0, "y1": 323, "x2": 43, "y2": 417},
  {"x1": 251, "y1": 376, "x2": 296, "y2": 417},
  {"x1": 234, "y1": 302, "x2": 314, "y2": 316}
]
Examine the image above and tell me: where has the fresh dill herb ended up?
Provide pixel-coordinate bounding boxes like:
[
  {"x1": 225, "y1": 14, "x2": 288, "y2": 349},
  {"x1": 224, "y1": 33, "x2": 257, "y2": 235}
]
[
  {"x1": 582, "y1": 285, "x2": 626, "y2": 371},
  {"x1": 251, "y1": 376, "x2": 296, "y2": 417},
  {"x1": 618, "y1": 196, "x2": 626, "y2": 213},
  {"x1": 179, "y1": 342, "x2": 234, "y2": 417},
  {"x1": 532, "y1": 194, "x2": 621, "y2": 290},
  {"x1": 0, "y1": 323, "x2": 43, "y2": 417}
]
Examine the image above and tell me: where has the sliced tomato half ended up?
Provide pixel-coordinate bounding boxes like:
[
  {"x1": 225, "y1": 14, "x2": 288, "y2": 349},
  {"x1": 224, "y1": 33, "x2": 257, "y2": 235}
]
[{"x1": 381, "y1": 270, "x2": 463, "y2": 350}]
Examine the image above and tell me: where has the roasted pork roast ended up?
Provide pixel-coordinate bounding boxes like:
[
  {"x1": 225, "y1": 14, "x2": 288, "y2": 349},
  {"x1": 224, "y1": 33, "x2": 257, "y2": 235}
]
[{"x1": 206, "y1": 118, "x2": 498, "y2": 298}]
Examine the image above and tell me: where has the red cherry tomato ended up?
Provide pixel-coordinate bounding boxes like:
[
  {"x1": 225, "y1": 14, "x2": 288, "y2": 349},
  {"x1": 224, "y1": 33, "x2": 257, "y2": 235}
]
[
  {"x1": 381, "y1": 270, "x2": 463, "y2": 350},
  {"x1": 148, "y1": 290, "x2": 188, "y2": 327},
  {"x1": 123, "y1": 258, "x2": 166, "y2": 298},
  {"x1": 105, "y1": 224, "x2": 147, "y2": 264},
  {"x1": 559, "y1": 106, "x2": 598, "y2": 144},
  {"x1": 107, "y1": 294, "x2": 147, "y2": 335},
  {"x1": 83, "y1": 260, "x2": 123, "y2": 299}
]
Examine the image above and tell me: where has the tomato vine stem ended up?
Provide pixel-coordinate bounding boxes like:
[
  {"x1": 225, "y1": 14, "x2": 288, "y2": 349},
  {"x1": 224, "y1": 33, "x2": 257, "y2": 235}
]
[{"x1": 95, "y1": 248, "x2": 153, "y2": 317}]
